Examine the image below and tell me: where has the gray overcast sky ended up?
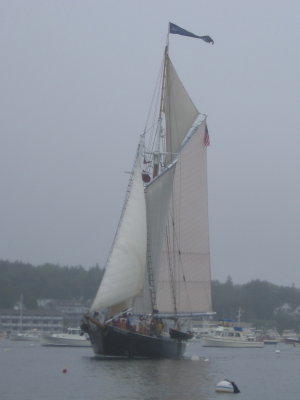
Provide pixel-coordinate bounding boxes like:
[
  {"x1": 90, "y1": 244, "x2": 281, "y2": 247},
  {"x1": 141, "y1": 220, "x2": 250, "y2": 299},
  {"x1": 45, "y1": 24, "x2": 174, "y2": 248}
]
[{"x1": 1, "y1": 0, "x2": 300, "y2": 287}]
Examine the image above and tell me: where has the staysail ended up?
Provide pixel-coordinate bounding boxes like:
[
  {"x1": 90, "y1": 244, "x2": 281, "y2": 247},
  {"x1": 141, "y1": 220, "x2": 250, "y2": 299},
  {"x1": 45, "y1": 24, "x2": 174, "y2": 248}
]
[
  {"x1": 132, "y1": 162, "x2": 177, "y2": 314},
  {"x1": 90, "y1": 142, "x2": 147, "y2": 314}
]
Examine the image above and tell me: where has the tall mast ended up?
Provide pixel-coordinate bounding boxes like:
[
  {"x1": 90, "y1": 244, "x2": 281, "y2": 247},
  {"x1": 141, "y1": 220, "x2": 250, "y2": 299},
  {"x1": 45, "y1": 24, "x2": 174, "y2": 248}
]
[
  {"x1": 152, "y1": 43, "x2": 168, "y2": 178},
  {"x1": 19, "y1": 294, "x2": 23, "y2": 332},
  {"x1": 159, "y1": 45, "x2": 168, "y2": 120}
]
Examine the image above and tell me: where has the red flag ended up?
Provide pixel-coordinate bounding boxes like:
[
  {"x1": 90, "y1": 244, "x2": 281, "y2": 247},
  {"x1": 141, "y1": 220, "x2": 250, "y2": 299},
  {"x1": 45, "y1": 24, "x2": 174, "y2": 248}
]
[{"x1": 203, "y1": 124, "x2": 210, "y2": 147}]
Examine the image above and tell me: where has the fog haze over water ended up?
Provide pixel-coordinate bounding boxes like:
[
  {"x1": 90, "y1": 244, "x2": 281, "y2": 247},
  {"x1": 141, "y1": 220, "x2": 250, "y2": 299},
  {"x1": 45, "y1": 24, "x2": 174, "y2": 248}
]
[{"x1": 1, "y1": 1, "x2": 300, "y2": 287}]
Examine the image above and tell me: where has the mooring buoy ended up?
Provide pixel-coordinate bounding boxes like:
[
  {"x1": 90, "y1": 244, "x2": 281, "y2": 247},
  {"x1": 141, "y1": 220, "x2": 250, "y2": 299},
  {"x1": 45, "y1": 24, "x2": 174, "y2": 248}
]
[{"x1": 215, "y1": 379, "x2": 240, "y2": 393}]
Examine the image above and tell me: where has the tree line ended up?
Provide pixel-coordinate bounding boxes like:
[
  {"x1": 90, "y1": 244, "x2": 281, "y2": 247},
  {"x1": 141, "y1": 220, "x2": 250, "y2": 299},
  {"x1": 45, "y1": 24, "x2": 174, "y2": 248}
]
[
  {"x1": 1, "y1": 260, "x2": 300, "y2": 332},
  {"x1": 0, "y1": 260, "x2": 103, "y2": 309},
  {"x1": 212, "y1": 277, "x2": 300, "y2": 332}
]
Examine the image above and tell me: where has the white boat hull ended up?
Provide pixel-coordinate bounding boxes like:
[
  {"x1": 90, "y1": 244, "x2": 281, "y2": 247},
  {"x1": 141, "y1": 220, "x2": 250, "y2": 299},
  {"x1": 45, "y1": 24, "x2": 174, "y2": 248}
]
[
  {"x1": 40, "y1": 330, "x2": 91, "y2": 347},
  {"x1": 10, "y1": 332, "x2": 40, "y2": 341},
  {"x1": 202, "y1": 336, "x2": 264, "y2": 348}
]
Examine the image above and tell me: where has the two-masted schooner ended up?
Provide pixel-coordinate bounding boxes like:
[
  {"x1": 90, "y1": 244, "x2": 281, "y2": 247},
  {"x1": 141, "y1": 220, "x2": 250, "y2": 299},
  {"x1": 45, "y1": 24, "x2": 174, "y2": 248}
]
[{"x1": 81, "y1": 23, "x2": 215, "y2": 358}]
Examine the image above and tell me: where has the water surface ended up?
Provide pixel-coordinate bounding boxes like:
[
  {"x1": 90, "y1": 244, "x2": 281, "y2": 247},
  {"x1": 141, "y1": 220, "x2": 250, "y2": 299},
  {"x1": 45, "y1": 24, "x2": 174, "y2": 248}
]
[{"x1": 0, "y1": 339, "x2": 298, "y2": 400}]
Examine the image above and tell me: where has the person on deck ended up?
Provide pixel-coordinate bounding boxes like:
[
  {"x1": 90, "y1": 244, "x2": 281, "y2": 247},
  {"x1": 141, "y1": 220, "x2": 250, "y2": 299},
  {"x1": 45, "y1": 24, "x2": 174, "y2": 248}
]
[{"x1": 126, "y1": 313, "x2": 135, "y2": 331}]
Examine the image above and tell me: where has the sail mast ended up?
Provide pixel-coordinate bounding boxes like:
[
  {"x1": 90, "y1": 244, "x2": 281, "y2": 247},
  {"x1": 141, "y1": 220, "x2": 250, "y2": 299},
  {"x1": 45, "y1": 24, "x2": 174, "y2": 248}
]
[
  {"x1": 159, "y1": 45, "x2": 168, "y2": 120},
  {"x1": 152, "y1": 30, "x2": 169, "y2": 179}
]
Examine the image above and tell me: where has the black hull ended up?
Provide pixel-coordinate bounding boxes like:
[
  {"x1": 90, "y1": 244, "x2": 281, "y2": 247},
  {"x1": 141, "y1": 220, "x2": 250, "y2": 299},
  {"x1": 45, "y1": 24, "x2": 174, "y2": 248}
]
[{"x1": 82, "y1": 319, "x2": 186, "y2": 359}]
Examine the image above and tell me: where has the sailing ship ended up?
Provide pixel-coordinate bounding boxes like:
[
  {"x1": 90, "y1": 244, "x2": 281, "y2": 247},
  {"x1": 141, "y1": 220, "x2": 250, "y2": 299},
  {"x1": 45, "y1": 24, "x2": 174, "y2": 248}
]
[{"x1": 81, "y1": 23, "x2": 215, "y2": 358}]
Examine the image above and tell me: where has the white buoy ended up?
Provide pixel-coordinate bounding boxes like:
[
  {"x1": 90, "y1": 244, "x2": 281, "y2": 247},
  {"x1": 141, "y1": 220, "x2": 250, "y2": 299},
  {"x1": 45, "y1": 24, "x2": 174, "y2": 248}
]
[
  {"x1": 215, "y1": 379, "x2": 240, "y2": 393},
  {"x1": 275, "y1": 349, "x2": 280, "y2": 354}
]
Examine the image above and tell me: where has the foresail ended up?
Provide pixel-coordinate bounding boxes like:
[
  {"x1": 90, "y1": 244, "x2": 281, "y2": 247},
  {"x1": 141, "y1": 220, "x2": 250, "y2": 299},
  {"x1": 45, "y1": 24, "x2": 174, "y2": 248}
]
[
  {"x1": 163, "y1": 54, "x2": 199, "y2": 162},
  {"x1": 132, "y1": 162, "x2": 176, "y2": 314},
  {"x1": 156, "y1": 121, "x2": 213, "y2": 314},
  {"x1": 90, "y1": 148, "x2": 147, "y2": 314}
]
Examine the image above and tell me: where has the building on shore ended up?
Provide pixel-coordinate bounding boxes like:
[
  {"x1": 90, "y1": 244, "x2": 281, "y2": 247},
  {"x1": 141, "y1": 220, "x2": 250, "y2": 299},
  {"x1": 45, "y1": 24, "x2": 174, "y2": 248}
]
[{"x1": 0, "y1": 300, "x2": 90, "y2": 334}]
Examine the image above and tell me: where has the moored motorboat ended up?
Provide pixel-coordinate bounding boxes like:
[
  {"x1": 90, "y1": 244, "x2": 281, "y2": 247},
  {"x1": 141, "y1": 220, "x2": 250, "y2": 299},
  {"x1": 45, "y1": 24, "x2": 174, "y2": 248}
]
[
  {"x1": 202, "y1": 326, "x2": 264, "y2": 348},
  {"x1": 40, "y1": 327, "x2": 90, "y2": 347}
]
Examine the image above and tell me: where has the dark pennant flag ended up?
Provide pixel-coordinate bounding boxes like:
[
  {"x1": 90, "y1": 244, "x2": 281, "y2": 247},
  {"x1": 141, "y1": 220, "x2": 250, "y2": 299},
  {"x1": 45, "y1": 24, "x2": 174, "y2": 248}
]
[{"x1": 169, "y1": 22, "x2": 214, "y2": 44}]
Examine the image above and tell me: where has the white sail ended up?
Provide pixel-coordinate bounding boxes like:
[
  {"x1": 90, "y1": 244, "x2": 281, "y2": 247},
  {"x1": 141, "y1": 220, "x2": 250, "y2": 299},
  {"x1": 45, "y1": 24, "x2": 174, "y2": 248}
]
[
  {"x1": 145, "y1": 163, "x2": 177, "y2": 285},
  {"x1": 132, "y1": 162, "x2": 176, "y2": 314},
  {"x1": 156, "y1": 121, "x2": 213, "y2": 314},
  {"x1": 163, "y1": 54, "x2": 199, "y2": 161},
  {"x1": 90, "y1": 147, "x2": 147, "y2": 313}
]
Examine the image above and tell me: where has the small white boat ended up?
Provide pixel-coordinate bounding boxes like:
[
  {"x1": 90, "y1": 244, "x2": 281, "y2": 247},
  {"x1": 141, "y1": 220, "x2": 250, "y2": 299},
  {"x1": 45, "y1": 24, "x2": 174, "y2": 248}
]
[
  {"x1": 10, "y1": 331, "x2": 40, "y2": 341},
  {"x1": 40, "y1": 328, "x2": 91, "y2": 347},
  {"x1": 202, "y1": 326, "x2": 264, "y2": 348}
]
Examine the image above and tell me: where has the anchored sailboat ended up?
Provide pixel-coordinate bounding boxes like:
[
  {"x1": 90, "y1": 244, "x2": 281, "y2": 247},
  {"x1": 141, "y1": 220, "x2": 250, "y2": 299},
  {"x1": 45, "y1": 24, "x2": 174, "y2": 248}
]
[{"x1": 81, "y1": 23, "x2": 215, "y2": 358}]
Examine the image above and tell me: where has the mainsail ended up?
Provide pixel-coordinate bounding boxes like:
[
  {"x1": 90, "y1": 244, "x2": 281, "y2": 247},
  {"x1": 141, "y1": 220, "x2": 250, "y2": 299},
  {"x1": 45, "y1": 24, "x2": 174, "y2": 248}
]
[
  {"x1": 148, "y1": 50, "x2": 212, "y2": 316},
  {"x1": 156, "y1": 121, "x2": 212, "y2": 314},
  {"x1": 163, "y1": 54, "x2": 199, "y2": 163}
]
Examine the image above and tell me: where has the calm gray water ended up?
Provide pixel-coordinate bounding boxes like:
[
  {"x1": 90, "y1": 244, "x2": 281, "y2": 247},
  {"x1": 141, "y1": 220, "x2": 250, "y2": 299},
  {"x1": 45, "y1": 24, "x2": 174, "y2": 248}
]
[{"x1": 0, "y1": 338, "x2": 299, "y2": 400}]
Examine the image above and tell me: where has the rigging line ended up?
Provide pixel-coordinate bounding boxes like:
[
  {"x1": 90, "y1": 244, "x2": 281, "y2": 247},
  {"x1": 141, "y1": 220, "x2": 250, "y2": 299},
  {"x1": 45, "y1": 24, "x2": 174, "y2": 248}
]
[
  {"x1": 146, "y1": 222, "x2": 157, "y2": 312},
  {"x1": 164, "y1": 168, "x2": 186, "y2": 316},
  {"x1": 169, "y1": 150, "x2": 182, "y2": 306},
  {"x1": 168, "y1": 159, "x2": 194, "y2": 312},
  {"x1": 165, "y1": 219, "x2": 177, "y2": 315},
  {"x1": 176, "y1": 151, "x2": 183, "y2": 307},
  {"x1": 177, "y1": 149, "x2": 182, "y2": 263},
  {"x1": 168, "y1": 212, "x2": 193, "y2": 313},
  {"x1": 159, "y1": 46, "x2": 168, "y2": 118},
  {"x1": 171, "y1": 180, "x2": 178, "y2": 312},
  {"x1": 143, "y1": 56, "x2": 165, "y2": 136},
  {"x1": 143, "y1": 120, "x2": 160, "y2": 161}
]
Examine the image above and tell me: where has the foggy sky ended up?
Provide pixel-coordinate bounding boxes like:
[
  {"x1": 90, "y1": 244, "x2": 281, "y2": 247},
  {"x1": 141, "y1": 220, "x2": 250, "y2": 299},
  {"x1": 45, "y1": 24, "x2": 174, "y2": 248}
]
[{"x1": 1, "y1": 0, "x2": 300, "y2": 287}]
